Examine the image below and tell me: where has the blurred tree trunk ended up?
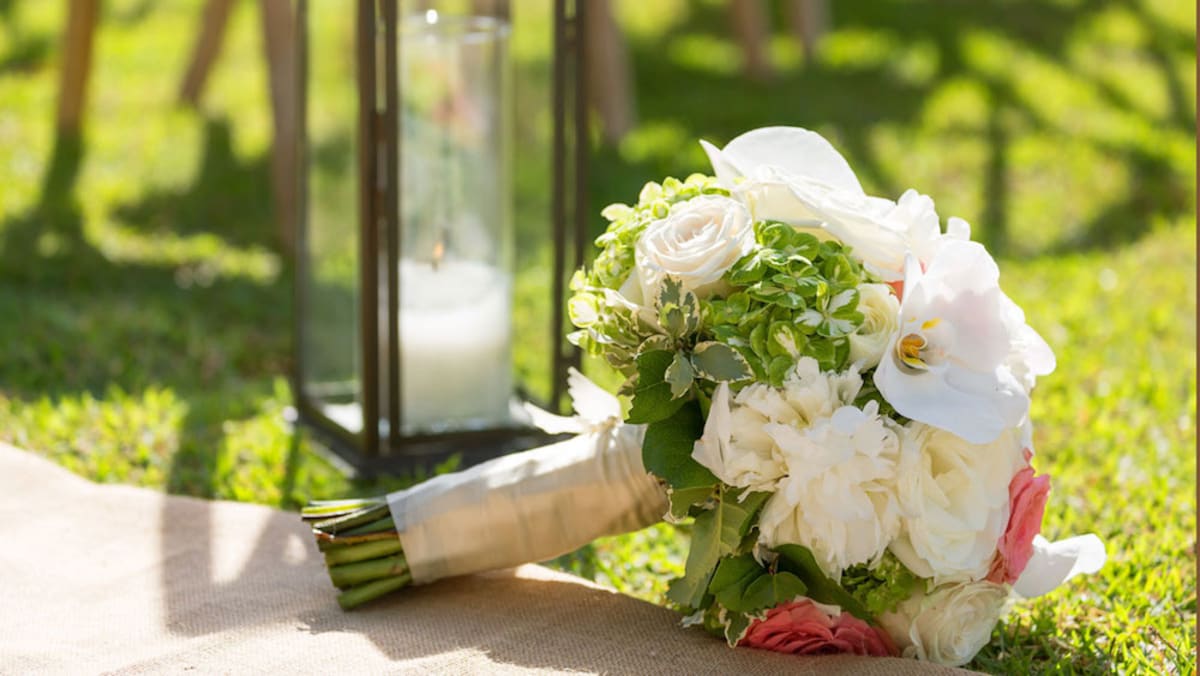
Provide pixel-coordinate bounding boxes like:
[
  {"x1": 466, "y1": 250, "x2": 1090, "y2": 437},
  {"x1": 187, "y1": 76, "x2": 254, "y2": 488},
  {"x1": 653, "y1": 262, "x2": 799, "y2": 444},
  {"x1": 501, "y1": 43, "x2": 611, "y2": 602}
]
[
  {"x1": 730, "y1": 0, "x2": 773, "y2": 82},
  {"x1": 57, "y1": 0, "x2": 99, "y2": 135},
  {"x1": 260, "y1": 0, "x2": 298, "y2": 257},
  {"x1": 585, "y1": 0, "x2": 634, "y2": 145},
  {"x1": 786, "y1": 0, "x2": 828, "y2": 64},
  {"x1": 178, "y1": 0, "x2": 235, "y2": 106}
]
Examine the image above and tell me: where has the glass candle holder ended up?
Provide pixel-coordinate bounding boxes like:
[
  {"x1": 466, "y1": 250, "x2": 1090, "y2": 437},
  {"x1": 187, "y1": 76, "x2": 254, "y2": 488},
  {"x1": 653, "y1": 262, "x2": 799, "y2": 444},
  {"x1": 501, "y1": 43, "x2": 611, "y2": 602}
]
[{"x1": 396, "y1": 10, "x2": 513, "y2": 435}]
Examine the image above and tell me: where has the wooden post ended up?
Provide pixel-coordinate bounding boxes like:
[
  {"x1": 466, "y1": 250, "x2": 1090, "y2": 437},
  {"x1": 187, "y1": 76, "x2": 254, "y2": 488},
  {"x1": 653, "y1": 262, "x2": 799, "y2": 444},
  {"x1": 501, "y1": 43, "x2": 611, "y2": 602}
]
[
  {"x1": 261, "y1": 0, "x2": 298, "y2": 255},
  {"x1": 178, "y1": 0, "x2": 237, "y2": 106},
  {"x1": 729, "y1": 0, "x2": 773, "y2": 83},
  {"x1": 56, "y1": 0, "x2": 100, "y2": 135},
  {"x1": 584, "y1": 0, "x2": 634, "y2": 145}
]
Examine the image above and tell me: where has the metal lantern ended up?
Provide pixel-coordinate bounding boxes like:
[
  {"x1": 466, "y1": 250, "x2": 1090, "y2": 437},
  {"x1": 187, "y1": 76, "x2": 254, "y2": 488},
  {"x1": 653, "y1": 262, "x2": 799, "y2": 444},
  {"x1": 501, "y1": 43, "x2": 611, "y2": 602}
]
[{"x1": 292, "y1": 0, "x2": 588, "y2": 475}]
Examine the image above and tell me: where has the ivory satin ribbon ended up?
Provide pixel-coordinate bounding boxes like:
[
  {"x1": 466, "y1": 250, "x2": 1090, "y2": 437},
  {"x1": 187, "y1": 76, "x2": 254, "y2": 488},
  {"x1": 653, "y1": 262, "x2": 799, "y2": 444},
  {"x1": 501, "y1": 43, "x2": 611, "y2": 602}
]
[{"x1": 387, "y1": 371, "x2": 668, "y2": 584}]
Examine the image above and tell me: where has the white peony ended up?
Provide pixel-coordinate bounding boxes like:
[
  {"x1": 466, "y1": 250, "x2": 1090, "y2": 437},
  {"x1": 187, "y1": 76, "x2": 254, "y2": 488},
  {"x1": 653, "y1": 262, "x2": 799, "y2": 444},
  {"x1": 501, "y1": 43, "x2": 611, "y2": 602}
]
[
  {"x1": 889, "y1": 423, "x2": 1025, "y2": 584},
  {"x1": 755, "y1": 400, "x2": 904, "y2": 579},
  {"x1": 849, "y1": 283, "x2": 901, "y2": 369},
  {"x1": 778, "y1": 356, "x2": 864, "y2": 424},
  {"x1": 878, "y1": 581, "x2": 1010, "y2": 666},
  {"x1": 700, "y1": 127, "x2": 969, "y2": 281},
  {"x1": 633, "y1": 194, "x2": 755, "y2": 303},
  {"x1": 874, "y1": 240, "x2": 1055, "y2": 444},
  {"x1": 692, "y1": 358, "x2": 863, "y2": 495},
  {"x1": 691, "y1": 381, "x2": 788, "y2": 494}
]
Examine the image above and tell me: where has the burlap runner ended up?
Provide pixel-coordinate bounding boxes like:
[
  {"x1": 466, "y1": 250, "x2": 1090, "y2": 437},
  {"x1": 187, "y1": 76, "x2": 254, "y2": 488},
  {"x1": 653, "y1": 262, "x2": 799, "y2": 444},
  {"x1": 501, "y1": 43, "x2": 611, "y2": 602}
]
[{"x1": 0, "y1": 443, "x2": 976, "y2": 675}]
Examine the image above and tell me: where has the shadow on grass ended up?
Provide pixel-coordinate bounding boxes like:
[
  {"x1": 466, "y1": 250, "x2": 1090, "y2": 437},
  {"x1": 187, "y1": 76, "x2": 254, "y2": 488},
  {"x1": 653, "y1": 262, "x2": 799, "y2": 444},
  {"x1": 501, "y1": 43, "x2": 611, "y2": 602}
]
[
  {"x1": 972, "y1": 604, "x2": 1118, "y2": 673},
  {"x1": 590, "y1": 0, "x2": 1193, "y2": 259},
  {"x1": 0, "y1": 120, "x2": 296, "y2": 503},
  {"x1": 111, "y1": 119, "x2": 278, "y2": 251}
]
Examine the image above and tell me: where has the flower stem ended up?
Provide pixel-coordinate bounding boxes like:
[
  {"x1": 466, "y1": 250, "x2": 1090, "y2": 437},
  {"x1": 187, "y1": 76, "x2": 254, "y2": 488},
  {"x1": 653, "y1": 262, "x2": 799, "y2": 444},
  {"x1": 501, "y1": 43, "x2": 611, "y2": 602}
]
[
  {"x1": 337, "y1": 571, "x2": 412, "y2": 610},
  {"x1": 317, "y1": 531, "x2": 398, "y2": 550},
  {"x1": 311, "y1": 503, "x2": 390, "y2": 534},
  {"x1": 323, "y1": 538, "x2": 404, "y2": 567},
  {"x1": 341, "y1": 515, "x2": 395, "y2": 536},
  {"x1": 302, "y1": 498, "x2": 384, "y2": 520},
  {"x1": 329, "y1": 554, "x2": 408, "y2": 589}
]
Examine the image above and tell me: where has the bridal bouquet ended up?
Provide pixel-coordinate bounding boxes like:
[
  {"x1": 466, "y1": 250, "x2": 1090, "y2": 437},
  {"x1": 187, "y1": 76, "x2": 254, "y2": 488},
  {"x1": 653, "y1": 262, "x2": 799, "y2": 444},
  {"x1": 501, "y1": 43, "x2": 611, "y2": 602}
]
[{"x1": 304, "y1": 127, "x2": 1105, "y2": 667}]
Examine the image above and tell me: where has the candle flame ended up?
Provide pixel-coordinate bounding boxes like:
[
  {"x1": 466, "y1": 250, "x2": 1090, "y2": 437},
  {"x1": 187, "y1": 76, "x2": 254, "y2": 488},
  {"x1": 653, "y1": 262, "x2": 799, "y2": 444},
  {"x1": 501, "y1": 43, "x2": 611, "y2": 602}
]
[
  {"x1": 432, "y1": 240, "x2": 445, "y2": 271},
  {"x1": 425, "y1": 9, "x2": 438, "y2": 24}
]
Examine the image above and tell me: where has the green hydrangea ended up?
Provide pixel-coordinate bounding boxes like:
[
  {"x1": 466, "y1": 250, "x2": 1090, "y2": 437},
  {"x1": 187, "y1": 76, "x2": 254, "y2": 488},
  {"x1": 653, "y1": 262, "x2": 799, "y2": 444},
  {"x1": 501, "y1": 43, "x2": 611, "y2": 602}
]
[
  {"x1": 703, "y1": 222, "x2": 868, "y2": 385},
  {"x1": 840, "y1": 553, "x2": 924, "y2": 617}
]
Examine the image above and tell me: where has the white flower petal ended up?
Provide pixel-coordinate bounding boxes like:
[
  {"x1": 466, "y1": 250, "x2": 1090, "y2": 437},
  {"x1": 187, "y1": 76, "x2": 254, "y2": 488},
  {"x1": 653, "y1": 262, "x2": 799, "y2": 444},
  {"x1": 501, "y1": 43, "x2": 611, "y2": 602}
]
[
  {"x1": 635, "y1": 195, "x2": 754, "y2": 302},
  {"x1": 567, "y1": 367, "x2": 622, "y2": 425},
  {"x1": 874, "y1": 240, "x2": 1041, "y2": 444},
  {"x1": 702, "y1": 126, "x2": 864, "y2": 194},
  {"x1": 1013, "y1": 534, "x2": 1107, "y2": 598},
  {"x1": 692, "y1": 382, "x2": 733, "y2": 479}
]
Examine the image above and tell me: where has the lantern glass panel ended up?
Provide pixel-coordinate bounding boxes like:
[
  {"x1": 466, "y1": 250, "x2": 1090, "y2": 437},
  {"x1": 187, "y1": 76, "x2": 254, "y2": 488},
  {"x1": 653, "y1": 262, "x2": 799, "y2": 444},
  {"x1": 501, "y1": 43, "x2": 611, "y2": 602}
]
[
  {"x1": 394, "y1": 10, "x2": 514, "y2": 435},
  {"x1": 301, "y1": 3, "x2": 365, "y2": 435}
]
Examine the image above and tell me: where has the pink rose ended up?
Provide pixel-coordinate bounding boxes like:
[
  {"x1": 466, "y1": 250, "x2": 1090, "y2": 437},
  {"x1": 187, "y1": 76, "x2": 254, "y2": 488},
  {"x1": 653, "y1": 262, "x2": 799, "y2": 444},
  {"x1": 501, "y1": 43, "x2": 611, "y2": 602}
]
[
  {"x1": 988, "y1": 450, "x2": 1051, "y2": 584},
  {"x1": 739, "y1": 598, "x2": 897, "y2": 657}
]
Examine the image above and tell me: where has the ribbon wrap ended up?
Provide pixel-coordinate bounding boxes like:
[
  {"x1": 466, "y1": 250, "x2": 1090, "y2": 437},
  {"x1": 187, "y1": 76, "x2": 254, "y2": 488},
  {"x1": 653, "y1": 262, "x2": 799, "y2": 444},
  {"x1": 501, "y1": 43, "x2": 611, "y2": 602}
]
[{"x1": 387, "y1": 371, "x2": 668, "y2": 584}]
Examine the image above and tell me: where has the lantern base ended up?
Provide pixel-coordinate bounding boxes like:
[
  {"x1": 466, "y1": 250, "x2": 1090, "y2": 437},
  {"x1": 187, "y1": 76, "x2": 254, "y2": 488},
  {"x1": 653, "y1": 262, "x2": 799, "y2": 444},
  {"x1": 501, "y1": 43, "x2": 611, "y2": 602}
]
[{"x1": 290, "y1": 402, "x2": 567, "y2": 479}]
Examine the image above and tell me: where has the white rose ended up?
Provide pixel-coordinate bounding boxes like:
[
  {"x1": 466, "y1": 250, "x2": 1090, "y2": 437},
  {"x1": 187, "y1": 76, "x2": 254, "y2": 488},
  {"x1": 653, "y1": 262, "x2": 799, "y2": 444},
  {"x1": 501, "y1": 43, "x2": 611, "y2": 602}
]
[
  {"x1": 889, "y1": 423, "x2": 1025, "y2": 584},
  {"x1": 848, "y1": 283, "x2": 900, "y2": 369},
  {"x1": 691, "y1": 358, "x2": 863, "y2": 495},
  {"x1": 634, "y1": 195, "x2": 755, "y2": 302},
  {"x1": 874, "y1": 240, "x2": 1053, "y2": 444},
  {"x1": 756, "y1": 400, "x2": 904, "y2": 579},
  {"x1": 878, "y1": 581, "x2": 1010, "y2": 667}
]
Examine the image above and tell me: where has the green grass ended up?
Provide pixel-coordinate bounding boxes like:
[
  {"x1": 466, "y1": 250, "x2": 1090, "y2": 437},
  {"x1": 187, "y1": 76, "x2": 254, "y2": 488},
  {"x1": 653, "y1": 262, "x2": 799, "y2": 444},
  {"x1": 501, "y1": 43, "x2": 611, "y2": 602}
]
[{"x1": 0, "y1": 0, "x2": 1194, "y2": 672}]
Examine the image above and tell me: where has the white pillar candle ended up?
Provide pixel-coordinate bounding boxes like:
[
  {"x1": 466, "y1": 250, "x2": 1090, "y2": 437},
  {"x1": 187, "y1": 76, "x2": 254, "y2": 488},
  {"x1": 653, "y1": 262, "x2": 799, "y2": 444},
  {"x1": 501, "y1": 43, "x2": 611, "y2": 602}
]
[{"x1": 398, "y1": 258, "x2": 513, "y2": 433}]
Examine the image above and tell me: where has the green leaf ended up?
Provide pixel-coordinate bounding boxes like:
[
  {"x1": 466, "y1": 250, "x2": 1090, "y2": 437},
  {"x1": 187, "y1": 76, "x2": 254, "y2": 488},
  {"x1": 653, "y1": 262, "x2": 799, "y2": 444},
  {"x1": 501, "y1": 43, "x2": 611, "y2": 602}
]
[
  {"x1": 742, "y1": 571, "x2": 808, "y2": 612},
  {"x1": 774, "y1": 544, "x2": 873, "y2": 622},
  {"x1": 657, "y1": 280, "x2": 701, "y2": 339},
  {"x1": 767, "y1": 321, "x2": 804, "y2": 358},
  {"x1": 708, "y1": 554, "x2": 766, "y2": 611},
  {"x1": 723, "y1": 611, "x2": 754, "y2": 647},
  {"x1": 626, "y1": 350, "x2": 689, "y2": 424},
  {"x1": 767, "y1": 355, "x2": 793, "y2": 386},
  {"x1": 657, "y1": 275, "x2": 683, "y2": 308},
  {"x1": 667, "y1": 489, "x2": 770, "y2": 609},
  {"x1": 728, "y1": 253, "x2": 767, "y2": 286},
  {"x1": 665, "y1": 350, "x2": 695, "y2": 399},
  {"x1": 641, "y1": 400, "x2": 716, "y2": 490},
  {"x1": 692, "y1": 342, "x2": 753, "y2": 382},
  {"x1": 637, "y1": 334, "x2": 674, "y2": 355},
  {"x1": 667, "y1": 484, "x2": 716, "y2": 521}
]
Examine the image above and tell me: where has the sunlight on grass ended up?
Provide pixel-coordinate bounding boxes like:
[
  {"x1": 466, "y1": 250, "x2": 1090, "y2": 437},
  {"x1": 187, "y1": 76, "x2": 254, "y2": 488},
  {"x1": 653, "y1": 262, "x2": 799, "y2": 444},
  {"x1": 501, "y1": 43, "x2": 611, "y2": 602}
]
[{"x1": 0, "y1": 0, "x2": 1193, "y2": 671}]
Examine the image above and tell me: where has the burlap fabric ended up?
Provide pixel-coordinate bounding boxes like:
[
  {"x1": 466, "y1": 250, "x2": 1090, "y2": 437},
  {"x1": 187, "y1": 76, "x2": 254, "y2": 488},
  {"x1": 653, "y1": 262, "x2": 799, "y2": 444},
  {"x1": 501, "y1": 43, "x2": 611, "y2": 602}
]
[{"x1": 0, "y1": 443, "x2": 977, "y2": 675}]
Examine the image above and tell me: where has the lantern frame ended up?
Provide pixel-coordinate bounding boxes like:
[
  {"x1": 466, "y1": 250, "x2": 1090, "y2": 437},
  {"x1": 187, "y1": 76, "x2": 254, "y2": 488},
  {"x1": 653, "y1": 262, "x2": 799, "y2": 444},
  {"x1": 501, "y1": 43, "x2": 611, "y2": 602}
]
[{"x1": 291, "y1": 0, "x2": 588, "y2": 476}]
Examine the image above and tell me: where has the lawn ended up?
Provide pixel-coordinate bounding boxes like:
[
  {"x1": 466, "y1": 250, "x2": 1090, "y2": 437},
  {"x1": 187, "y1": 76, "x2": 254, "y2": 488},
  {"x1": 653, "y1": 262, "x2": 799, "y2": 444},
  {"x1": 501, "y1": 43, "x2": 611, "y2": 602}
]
[{"x1": 0, "y1": 0, "x2": 1194, "y2": 673}]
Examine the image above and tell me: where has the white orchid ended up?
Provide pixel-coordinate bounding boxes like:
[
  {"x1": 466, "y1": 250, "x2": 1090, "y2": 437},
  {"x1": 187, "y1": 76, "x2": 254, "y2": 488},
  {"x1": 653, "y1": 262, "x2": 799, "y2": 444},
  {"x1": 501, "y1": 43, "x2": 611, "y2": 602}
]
[
  {"x1": 1013, "y1": 534, "x2": 1107, "y2": 599},
  {"x1": 700, "y1": 127, "x2": 971, "y2": 280},
  {"x1": 874, "y1": 240, "x2": 1054, "y2": 444}
]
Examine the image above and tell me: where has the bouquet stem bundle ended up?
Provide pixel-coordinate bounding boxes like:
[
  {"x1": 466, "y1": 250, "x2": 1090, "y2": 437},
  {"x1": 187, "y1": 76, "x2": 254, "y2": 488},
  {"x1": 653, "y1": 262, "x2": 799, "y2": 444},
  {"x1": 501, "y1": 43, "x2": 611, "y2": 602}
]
[{"x1": 302, "y1": 498, "x2": 411, "y2": 610}]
